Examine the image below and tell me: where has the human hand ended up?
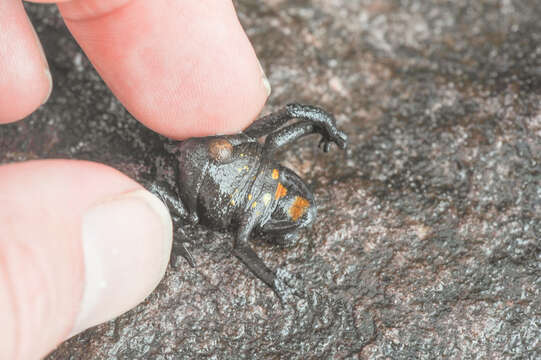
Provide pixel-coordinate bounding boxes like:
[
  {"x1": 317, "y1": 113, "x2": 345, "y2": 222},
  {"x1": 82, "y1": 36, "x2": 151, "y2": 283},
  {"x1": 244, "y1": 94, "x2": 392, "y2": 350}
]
[{"x1": 0, "y1": 1, "x2": 271, "y2": 359}]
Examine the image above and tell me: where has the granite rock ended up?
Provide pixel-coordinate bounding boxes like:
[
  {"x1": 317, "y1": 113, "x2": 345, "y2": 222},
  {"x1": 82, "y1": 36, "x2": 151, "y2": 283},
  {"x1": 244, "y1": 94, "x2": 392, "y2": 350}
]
[{"x1": 1, "y1": 1, "x2": 539, "y2": 359}]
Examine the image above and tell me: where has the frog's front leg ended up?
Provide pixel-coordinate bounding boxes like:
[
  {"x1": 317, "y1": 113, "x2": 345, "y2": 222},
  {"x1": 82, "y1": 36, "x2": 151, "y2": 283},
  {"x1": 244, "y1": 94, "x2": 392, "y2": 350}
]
[
  {"x1": 148, "y1": 181, "x2": 196, "y2": 267},
  {"x1": 148, "y1": 181, "x2": 198, "y2": 224}
]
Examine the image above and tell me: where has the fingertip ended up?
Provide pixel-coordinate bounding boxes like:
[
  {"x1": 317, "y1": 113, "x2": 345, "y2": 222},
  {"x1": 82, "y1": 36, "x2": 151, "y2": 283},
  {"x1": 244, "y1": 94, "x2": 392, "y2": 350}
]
[
  {"x1": 58, "y1": 0, "x2": 269, "y2": 139},
  {"x1": 0, "y1": 0, "x2": 52, "y2": 124}
]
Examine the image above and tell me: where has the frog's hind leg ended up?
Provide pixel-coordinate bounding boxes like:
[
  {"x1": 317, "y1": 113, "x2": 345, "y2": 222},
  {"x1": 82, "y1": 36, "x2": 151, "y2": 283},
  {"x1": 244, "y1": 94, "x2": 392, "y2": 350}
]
[
  {"x1": 244, "y1": 103, "x2": 337, "y2": 139},
  {"x1": 243, "y1": 107, "x2": 291, "y2": 138}
]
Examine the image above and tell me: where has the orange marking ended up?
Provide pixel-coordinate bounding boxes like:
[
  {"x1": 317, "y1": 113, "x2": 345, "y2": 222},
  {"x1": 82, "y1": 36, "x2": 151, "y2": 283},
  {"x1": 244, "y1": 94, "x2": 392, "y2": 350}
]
[
  {"x1": 272, "y1": 169, "x2": 279, "y2": 179},
  {"x1": 289, "y1": 196, "x2": 310, "y2": 221},
  {"x1": 275, "y1": 182, "x2": 287, "y2": 199}
]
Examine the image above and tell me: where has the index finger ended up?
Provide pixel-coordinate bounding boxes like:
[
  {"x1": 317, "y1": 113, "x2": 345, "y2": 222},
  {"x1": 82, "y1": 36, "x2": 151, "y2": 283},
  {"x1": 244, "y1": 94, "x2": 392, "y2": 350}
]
[{"x1": 57, "y1": 0, "x2": 270, "y2": 139}]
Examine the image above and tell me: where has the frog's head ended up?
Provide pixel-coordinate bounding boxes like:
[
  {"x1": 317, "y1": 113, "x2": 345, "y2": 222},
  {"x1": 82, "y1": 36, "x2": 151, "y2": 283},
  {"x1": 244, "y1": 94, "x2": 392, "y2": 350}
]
[{"x1": 259, "y1": 168, "x2": 317, "y2": 247}]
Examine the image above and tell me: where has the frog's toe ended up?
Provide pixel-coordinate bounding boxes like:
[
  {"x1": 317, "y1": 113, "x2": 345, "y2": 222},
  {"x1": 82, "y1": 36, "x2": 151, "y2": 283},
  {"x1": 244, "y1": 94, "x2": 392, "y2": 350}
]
[
  {"x1": 336, "y1": 130, "x2": 348, "y2": 149},
  {"x1": 173, "y1": 230, "x2": 196, "y2": 267},
  {"x1": 273, "y1": 268, "x2": 305, "y2": 304},
  {"x1": 187, "y1": 212, "x2": 199, "y2": 225},
  {"x1": 178, "y1": 242, "x2": 196, "y2": 267}
]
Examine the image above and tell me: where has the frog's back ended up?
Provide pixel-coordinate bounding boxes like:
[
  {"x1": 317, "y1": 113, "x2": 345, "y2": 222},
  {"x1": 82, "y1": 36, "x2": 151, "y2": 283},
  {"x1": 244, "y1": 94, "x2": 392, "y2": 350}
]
[{"x1": 176, "y1": 135, "x2": 262, "y2": 229}]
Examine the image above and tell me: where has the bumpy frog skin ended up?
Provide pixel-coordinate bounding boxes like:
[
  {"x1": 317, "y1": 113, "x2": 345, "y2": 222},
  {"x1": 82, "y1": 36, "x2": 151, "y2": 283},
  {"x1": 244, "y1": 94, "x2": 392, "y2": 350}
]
[{"x1": 150, "y1": 104, "x2": 347, "y2": 298}]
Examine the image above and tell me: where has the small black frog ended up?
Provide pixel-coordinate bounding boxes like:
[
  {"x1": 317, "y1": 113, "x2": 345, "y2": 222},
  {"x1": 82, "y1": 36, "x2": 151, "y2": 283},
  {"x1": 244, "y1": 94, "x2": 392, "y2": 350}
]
[{"x1": 150, "y1": 104, "x2": 347, "y2": 298}]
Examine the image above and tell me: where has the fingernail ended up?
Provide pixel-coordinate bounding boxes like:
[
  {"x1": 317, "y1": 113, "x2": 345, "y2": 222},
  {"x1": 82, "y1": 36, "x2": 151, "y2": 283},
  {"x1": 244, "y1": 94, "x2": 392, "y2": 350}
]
[
  {"x1": 29, "y1": 20, "x2": 53, "y2": 105},
  {"x1": 258, "y1": 60, "x2": 272, "y2": 97},
  {"x1": 71, "y1": 189, "x2": 172, "y2": 336},
  {"x1": 42, "y1": 68, "x2": 53, "y2": 105}
]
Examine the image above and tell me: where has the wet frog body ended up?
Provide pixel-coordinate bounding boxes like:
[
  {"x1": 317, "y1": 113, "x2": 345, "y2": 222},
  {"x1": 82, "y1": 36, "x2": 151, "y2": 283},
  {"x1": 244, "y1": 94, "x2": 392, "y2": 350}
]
[
  {"x1": 176, "y1": 135, "x2": 265, "y2": 230},
  {"x1": 152, "y1": 104, "x2": 347, "y2": 297},
  {"x1": 176, "y1": 136, "x2": 315, "y2": 234}
]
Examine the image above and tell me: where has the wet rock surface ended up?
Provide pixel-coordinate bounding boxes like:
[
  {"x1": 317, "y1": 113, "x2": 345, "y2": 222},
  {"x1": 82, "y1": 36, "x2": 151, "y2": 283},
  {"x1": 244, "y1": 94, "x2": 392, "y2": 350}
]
[{"x1": 1, "y1": 1, "x2": 539, "y2": 358}]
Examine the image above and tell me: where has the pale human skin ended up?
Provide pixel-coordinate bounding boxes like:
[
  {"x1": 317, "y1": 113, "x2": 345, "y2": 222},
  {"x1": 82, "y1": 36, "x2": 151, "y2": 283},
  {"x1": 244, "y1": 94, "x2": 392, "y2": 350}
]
[{"x1": 0, "y1": 1, "x2": 270, "y2": 359}]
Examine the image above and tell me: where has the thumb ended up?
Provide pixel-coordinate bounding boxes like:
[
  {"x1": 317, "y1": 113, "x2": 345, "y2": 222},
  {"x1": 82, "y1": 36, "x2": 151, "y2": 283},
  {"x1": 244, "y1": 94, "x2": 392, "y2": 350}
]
[{"x1": 0, "y1": 160, "x2": 173, "y2": 360}]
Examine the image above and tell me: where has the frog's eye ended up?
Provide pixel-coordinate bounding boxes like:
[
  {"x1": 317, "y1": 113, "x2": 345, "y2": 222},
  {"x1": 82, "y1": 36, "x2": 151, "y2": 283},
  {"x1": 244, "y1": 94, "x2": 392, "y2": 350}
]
[{"x1": 208, "y1": 138, "x2": 233, "y2": 163}]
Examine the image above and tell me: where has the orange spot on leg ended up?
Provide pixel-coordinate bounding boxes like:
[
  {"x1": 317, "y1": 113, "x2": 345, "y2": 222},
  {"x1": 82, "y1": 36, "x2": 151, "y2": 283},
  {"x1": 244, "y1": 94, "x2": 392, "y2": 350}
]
[
  {"x1": 272, "y1": 169, "x2": 279, "y2": 179},
  {"x1": 289, "y1": 196, "x2": 310, "y2": 221},
  {"x1": 275, "y1": 182, "x2": 287, "y2": 199}
]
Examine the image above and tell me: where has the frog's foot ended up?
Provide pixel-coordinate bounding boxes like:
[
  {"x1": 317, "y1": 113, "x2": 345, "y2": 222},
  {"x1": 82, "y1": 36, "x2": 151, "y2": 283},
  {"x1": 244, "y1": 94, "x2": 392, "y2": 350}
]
[
  {"x1": 273, "y1": 268, "x2": 305, "y2": 304},
  {"x1": 186, "y1": 211, "x2": 199, "y2": 225},
  {"x1": 173, "y1": 227, "x2": 196, "y2": 267},
  {"x1": 318, "y1": 129, "x2": 348, "y2": 152}
]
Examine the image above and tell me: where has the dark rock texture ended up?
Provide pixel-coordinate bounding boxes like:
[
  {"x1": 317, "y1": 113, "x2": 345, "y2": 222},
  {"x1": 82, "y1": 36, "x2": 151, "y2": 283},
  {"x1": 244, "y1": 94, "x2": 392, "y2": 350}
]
[{"x1": 1, "y1": 1, "x2": 539, "y2": 358}]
